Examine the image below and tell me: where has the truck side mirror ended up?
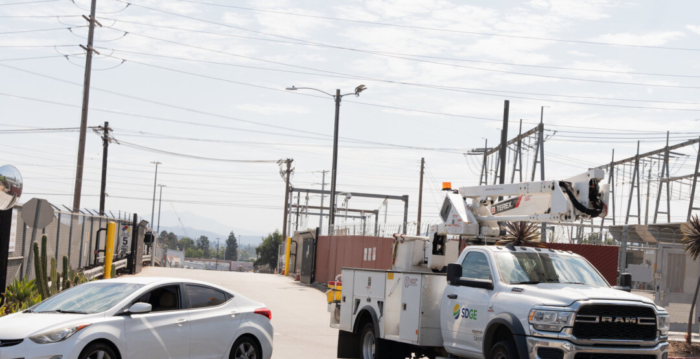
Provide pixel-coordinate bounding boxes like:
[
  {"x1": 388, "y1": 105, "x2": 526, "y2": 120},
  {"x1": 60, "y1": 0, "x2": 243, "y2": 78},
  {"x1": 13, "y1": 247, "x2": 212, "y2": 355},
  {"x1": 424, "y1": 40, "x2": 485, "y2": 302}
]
[
  {"x1": 615, "y1": 273, "x2": 632, "y2": 292},
  {"x1": 447, "y1": 263, "x2": 462, "y2": 285},
  {"x1": 144, "y1": 232, "x2": 154, "y2": 245}
]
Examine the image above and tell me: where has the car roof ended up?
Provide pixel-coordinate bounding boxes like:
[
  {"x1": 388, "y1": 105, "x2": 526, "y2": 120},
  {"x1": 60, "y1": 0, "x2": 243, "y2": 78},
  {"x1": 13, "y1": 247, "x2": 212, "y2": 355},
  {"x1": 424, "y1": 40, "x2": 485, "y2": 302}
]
[{"x1": 101, "y1": 276, "x2": 234, "y2": 291}]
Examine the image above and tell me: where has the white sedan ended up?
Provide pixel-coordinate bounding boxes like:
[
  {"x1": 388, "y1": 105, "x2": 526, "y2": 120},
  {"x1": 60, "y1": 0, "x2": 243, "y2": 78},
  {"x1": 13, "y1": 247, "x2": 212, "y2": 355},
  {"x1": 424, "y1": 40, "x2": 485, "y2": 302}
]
[{"x1": 0, "y1": 277, "x2": 273, "y2": 359}]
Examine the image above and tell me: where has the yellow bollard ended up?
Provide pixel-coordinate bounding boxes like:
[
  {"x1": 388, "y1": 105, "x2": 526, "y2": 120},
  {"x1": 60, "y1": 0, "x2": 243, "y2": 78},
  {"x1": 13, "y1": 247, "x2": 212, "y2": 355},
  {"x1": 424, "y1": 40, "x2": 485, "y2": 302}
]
[
  {"x1": 104, "y1": 222, "x2": 116, "y2": 279},
  {"x1": 284, "y1": 237, "x2": 291, "y2": 276}
]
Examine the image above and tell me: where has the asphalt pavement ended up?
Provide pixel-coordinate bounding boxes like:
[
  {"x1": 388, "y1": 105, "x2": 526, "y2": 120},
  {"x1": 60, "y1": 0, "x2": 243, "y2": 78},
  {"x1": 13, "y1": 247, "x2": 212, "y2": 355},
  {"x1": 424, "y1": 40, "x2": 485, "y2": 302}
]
[{"x1": 132, "y1": 267, "x2": 338, "y2": 359}]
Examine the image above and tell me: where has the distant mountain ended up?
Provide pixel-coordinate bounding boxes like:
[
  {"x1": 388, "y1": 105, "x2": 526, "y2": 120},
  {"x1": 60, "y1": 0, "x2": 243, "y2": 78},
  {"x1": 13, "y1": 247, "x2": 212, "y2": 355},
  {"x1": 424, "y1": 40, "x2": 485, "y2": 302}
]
[
  {"x1": 158, "y1": 226, "x2": 264, "y2": 247},
  {"x1": 150, "y1": 210, "x2": 267, "y2": 247}
]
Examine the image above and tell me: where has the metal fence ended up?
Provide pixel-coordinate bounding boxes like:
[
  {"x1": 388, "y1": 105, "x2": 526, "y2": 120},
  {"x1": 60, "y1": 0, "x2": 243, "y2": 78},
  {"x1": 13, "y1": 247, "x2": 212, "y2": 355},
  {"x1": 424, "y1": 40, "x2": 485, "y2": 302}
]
[{"x1": 6, "y1": 203, "x2": 137, "y2": 286}]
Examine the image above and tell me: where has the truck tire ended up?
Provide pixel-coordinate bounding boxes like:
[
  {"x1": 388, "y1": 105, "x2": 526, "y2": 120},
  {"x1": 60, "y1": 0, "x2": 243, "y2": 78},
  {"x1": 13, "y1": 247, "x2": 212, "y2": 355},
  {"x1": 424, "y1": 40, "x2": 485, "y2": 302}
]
[
  {"x1": 360, "y1": 322, "x2": 377, "y2": 359},
  {"x1": 490, "y1": 340, "x2": 519, "y2": 359}
]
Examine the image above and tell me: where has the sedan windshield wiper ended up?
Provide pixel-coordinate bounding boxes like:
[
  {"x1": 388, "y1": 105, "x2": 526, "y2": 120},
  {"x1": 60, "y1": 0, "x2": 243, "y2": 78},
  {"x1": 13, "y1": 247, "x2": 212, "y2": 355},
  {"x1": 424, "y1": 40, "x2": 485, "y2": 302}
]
[
  {"x1": 563, "y1": 282, "x2": 586, "y2": 285},
  {"x1": 512, "y1": 281, "x2": 540, "y2": 284},
  {"x1": 38, "y1": 309, "x2": 88, "y2": 314}
]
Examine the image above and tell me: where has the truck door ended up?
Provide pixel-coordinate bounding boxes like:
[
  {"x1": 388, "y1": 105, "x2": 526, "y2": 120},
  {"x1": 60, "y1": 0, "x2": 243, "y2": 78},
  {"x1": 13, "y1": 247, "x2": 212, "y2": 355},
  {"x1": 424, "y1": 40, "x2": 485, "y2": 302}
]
[{"x1": 442, "y1": 251, "x2": 495, "y2": 358}]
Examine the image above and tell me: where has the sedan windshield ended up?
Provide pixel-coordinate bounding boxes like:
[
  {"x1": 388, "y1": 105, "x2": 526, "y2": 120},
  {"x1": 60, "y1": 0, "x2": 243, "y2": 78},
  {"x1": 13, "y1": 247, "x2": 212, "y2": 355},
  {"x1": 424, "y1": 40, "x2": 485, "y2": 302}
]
[
  {"x1": 496, "y1": 252, "x2": 609, "y2": 287},
  {"x1": 31, "y1": 282, "x2": 144, "y2": 314}
]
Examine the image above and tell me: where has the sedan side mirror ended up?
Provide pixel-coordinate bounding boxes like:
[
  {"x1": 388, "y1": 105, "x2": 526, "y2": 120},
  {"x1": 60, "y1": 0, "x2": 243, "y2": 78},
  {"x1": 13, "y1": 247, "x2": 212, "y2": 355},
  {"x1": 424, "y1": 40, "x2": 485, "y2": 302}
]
[{"x1": 128, "y1": 302, "x2": 152, "y2": 314}]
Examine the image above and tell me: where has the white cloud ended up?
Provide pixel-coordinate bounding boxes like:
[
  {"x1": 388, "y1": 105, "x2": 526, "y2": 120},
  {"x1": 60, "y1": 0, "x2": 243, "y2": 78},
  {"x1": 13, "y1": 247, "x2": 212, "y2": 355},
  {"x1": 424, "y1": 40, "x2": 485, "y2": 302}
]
[
  {"x1": 591, "y1": 31, "x2": 685, "y2": 46},
  {"x1": 568, "y1": 50, "x2": 594, "y2": 57},
  {"x1": 236, "y1": 104, "x2": 309, "y2": 115},
  {"x1": 687, "y1": 25, "x2": 700, "y2": 35},
  {"x1": 527, "y1": 0, "x2": 619, "y2": 20},
  {"x1": 222, "y1": 12, "x2": 253, "y2": 27}
]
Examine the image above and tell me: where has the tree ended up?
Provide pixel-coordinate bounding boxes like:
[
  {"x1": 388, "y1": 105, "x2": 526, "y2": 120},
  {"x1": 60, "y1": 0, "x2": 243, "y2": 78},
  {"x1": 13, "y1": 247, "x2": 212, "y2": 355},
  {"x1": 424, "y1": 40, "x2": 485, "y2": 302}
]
[
  {"x1": 185, "y1": 248, "x2": 203, "y2": 258},
  {"x1": 196, "y1": 236, "x2": 210, "y2": 258},
  {"x1": 254, "y1": 230, "x2": 283, "y2": 269},
  {"x1": 167, "y1": 232, "x2": 178, "y2": 249},
  {"x1": 225, "y1": 231, "x2": 238, "y2": 261},
  {"x1": 179, "y1": 237, "x2": 194, "y2": 251},
  {"x1": 681, "y1": 215, "x2": 700, "y2": 344}
]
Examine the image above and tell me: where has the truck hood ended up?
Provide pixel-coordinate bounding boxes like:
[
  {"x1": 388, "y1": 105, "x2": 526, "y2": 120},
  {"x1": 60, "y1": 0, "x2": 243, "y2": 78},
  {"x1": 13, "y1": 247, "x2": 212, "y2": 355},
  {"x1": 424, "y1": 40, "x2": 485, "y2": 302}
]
[
  {"x1": 513, "y1": 283, "x2": 656, "y2": 307},
  {"x1": 0, "y1": 312, "x2": 103, "y2": 338}
]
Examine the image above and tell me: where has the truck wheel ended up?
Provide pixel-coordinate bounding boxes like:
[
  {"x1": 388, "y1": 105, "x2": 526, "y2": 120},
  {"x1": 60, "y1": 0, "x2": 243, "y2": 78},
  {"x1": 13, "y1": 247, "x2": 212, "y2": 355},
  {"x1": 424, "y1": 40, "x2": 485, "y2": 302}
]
[
  {"x1": 360, "y1": 322, "x2": 377, "y2": 359},
  {"x1": 490, "y1": 340, "x2": 519, "y2": 359}
]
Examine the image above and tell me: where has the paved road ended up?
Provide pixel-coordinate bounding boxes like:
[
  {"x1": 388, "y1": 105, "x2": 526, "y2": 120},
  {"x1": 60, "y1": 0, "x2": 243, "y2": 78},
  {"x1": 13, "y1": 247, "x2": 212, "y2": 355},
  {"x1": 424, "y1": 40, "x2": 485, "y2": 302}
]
[{"x1": 131, "y1": 267, "x2": 338, "y2": 359}]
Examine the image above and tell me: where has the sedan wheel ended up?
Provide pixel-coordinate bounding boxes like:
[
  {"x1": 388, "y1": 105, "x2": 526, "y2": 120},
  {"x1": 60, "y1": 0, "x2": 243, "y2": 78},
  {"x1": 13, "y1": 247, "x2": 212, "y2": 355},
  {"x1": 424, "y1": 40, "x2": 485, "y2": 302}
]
[
  {"x1": 86, "y1": 350, "x2": 112, "y2": 359},
  {"x1": 78, "y1": 342, "x2": 117, "y2": 359},
  {"x1": 231, "y1": 337, "x2": 261, "y2": 359}
]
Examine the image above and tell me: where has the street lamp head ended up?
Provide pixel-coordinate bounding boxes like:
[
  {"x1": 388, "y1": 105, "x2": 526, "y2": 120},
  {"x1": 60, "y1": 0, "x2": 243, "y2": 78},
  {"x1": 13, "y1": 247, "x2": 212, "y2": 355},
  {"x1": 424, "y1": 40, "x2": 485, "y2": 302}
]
[
  {"x1": 286, "y1": 86, "x2": 297, "y2": 91},
  {"x1": 354, "y1": 84, "x2": 367, "y2": 96}
]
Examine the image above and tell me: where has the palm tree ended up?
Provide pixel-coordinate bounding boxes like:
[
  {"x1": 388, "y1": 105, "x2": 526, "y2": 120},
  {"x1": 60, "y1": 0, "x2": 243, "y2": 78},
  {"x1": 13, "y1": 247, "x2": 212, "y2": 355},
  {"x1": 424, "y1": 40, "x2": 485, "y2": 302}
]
[
  {"x1": 681, "y1": 215, "x2": 700, "y2": 344},
  {"x1": 496, "y1": 222, "x2": 545, "y2": 247}
]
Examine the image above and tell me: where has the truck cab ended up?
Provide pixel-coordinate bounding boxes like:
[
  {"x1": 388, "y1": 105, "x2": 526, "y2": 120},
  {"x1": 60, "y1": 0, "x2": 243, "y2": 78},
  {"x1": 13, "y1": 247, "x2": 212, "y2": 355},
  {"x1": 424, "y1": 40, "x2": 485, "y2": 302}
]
[{"x1": 442, "y1": 245, "x2": 669, "y2": 359}]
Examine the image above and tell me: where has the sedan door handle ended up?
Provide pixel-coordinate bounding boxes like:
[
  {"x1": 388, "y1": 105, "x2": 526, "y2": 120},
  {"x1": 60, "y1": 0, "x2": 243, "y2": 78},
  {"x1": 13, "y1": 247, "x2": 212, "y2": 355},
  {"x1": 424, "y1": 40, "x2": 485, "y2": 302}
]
[
  {"x1": 177, "y1": 319, "x2": 188, "y2": 326},
  {"x1": 447, "y1": 294, "x2": 458, "y2": 299},
  {"x1": 230, "y1": 311, "x2": 239, "y2": 317}
]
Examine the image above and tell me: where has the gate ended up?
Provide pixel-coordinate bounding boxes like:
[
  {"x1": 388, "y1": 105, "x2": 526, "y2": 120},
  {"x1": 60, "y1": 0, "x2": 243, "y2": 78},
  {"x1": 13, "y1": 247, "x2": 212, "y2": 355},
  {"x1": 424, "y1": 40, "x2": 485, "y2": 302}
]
[
  {"x1": 655, "y1": 243, "x2": 700, "y2": 332},
  {"x1": 300, "y1": 238, "x2": 315, "y2": 284}
]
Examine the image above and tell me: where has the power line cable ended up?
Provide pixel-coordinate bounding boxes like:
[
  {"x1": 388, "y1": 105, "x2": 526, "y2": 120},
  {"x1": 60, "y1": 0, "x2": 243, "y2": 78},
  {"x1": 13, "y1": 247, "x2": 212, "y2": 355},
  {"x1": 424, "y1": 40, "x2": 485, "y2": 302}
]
[
  {"x1": 108, "y1": 27, "x2": 700, "y2": 93},
  {"x1": 102, "y1": 16, "x2": 700, "y2": 80},
  {"x1": 98, "y1": 47, "x2": 700, "y2": 107},
  {"x1": 0, "y1": 0, "x2": 59, "y2": 5},
  {"x1": 170, "y1": 0, "x2": 700, "y2": 53},
  {"x1": 0, "y1": 26, "x2": 84, "y2": 35}
]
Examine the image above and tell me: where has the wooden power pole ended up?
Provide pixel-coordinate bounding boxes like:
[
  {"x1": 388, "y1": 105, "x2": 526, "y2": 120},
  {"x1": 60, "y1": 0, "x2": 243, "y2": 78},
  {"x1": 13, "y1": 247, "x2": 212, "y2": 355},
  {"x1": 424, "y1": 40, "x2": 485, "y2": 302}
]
[
  {"x1": 72, "y1": 0, "x2": 100, "y2": 213},
  {"x1": 99, "y1": 121, "x2": 110, "y2": 216}
]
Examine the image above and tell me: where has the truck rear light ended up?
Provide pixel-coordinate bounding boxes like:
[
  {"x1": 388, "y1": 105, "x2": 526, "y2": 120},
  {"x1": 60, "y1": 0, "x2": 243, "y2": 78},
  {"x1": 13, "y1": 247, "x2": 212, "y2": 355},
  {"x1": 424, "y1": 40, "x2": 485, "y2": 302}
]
[{"x1": 254, "y1": 307, "x2": 272, "y2": 320}]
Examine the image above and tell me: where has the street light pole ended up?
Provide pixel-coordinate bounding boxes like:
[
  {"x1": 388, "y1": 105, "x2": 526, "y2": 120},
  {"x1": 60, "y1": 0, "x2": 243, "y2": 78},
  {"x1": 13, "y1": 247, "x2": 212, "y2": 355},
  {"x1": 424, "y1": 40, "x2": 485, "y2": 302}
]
[
  {"x1": 329, "y1": 89, "x2": 341, "y2": 231},
  {"x1": 285, "y1": 85, "x2": 366, "y2": 234},
  {"x1": 150, "y1": 161, "x2": 161, "y2": 227}
]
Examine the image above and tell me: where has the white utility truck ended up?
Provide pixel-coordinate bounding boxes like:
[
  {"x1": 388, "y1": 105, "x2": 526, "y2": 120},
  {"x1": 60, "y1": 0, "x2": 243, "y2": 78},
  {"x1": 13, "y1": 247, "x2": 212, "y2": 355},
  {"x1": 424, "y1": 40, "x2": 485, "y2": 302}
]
[{"x1": 329, "y1": 169, "x2": 669, "y2": 359}]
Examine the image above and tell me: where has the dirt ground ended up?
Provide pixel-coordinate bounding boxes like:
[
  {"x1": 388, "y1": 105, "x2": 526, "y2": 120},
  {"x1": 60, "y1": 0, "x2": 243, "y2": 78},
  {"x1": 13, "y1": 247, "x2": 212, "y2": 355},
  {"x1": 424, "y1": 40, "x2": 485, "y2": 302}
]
[{"x1": 670, "y1": 341, "x2": 700, "y2": 357}]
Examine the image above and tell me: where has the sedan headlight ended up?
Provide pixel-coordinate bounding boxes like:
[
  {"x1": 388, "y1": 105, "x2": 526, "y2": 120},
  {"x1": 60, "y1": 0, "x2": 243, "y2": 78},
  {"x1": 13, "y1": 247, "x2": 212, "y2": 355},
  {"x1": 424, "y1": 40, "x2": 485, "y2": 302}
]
[
  {"x1": 529, "y1": 310, "x2": 575, "y2": 332},
  {"x1": 29, "y1": 324, "x2": 91, "y2": 344},
  {"x1": 658, "y1": 315, "x2": 670, "y2": 336}
]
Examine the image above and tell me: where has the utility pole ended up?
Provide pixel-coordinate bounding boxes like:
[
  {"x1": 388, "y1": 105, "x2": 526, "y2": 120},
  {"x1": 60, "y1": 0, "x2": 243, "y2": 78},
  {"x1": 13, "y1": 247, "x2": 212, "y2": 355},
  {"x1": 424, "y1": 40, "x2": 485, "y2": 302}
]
[
  {"x1": 281, "y1": 159, "x2": 293, "y2": 239},
  {"x1": 156, "y1": 184, "x2": 166, "y2": 234},
  {"x1": 150, "y1": 161, "x2": 161, "y2": 227},
  {"x1": 499, "y1": 100, "x2": 509, "y2": 186},
  {"x1": 329, "y1": 89, "x2": 342, "y2": 231},
  {"x1": 417, "y1": 157, "x2": 425, "y2": 235},
  {"x1": 72, "y1": 0, "x2": 101, "y2": 213},
  {"x1": 318, "y1": 170, "x2": 328, "y2": 230},
  {"x1": 538, "y1": 106, "x2": 547, "y2": 242},
  {"x1": 99, "y1": 121, "x2": 110, "y2": 216}
]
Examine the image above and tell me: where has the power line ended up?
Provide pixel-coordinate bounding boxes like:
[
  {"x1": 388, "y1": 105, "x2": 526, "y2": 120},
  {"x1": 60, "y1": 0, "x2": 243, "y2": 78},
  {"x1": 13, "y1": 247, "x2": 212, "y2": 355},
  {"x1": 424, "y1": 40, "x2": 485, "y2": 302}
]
[
  {"x1": 0, "y1": 0, "x2": 59, "y2": 5},
  {"x1": 0, "y1": 27, "x2": 83, "y2": 35},
  {"x1": 116, "y1": 140, "x2": 281, "y2": 163},
  {"x1": 0, "y1": 55, "x2": 76, "y2": 62},
  {"x1": 98, "y1": 47, "x2": 700, "y2": 107},
  {"x1": 108, "y1": 27, "x2": 700, "y2": 93},
  {"x1": 170, "y1": 0, "x2": 700, "y2": 53},
  {"x1": 102, "y1": 17, "x2": 700, "y2": 80}
]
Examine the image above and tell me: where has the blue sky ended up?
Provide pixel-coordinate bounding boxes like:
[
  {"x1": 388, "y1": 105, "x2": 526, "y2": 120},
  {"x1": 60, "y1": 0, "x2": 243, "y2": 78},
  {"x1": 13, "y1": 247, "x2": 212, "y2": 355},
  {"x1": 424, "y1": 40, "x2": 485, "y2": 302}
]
[{"x1": 2, "y1": 0, "x2": 700, "y2": 235}]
